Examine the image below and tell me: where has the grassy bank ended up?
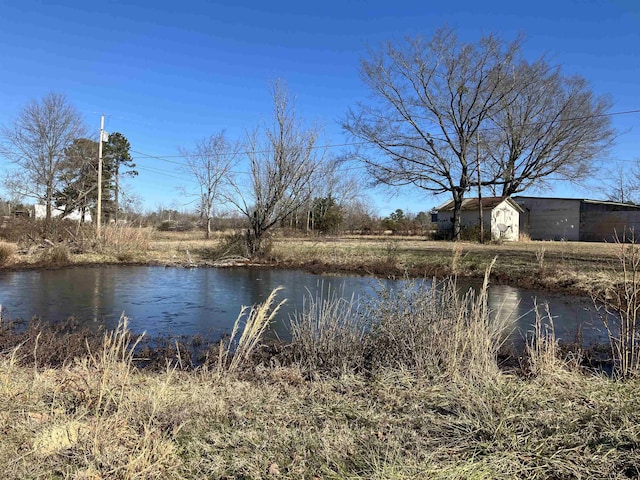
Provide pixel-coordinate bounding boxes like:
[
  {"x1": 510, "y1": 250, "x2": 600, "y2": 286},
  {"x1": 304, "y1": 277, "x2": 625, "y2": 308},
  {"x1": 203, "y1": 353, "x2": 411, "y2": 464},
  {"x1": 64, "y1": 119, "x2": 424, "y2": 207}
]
[{"x1": 3, "y1": 356, "x2": 639, "y2": 479}]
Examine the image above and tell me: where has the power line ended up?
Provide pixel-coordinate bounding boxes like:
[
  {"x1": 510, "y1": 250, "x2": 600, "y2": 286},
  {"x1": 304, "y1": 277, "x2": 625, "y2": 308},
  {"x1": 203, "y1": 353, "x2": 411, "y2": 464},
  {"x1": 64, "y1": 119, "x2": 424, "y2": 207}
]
[{"x1": 128, "y1": 108, "x2": 640, "y2": 162}]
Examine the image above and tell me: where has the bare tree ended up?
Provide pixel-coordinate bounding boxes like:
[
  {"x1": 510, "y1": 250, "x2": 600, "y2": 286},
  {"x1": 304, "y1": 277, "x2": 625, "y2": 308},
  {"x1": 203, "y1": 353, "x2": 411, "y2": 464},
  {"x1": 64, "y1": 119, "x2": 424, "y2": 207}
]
[
  {"x1": 343, "y1": 28, "x2": 520, "y2": 240},
  {"x1": 595, "y1": 161, "x2": 640, "y2": 204},
  {"x1": 484, "y1": 59, "x2": 615, "y2": 195},
  {"x1": 229, "y1": 81, "x2": 323, "y2": 256},
  {"x1": 1, "y1": 92, "x2": 86, "y2": 229},
  {"x1": 180, "y1": 132, "x2": 240, "y2": 238}
]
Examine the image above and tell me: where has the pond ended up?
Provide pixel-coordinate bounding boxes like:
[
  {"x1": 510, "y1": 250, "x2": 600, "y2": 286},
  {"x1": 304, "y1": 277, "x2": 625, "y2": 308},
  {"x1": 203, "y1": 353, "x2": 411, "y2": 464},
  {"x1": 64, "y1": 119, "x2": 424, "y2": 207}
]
[{"x1": 0, "y1": 265, "x2": 609, "y2": 346}]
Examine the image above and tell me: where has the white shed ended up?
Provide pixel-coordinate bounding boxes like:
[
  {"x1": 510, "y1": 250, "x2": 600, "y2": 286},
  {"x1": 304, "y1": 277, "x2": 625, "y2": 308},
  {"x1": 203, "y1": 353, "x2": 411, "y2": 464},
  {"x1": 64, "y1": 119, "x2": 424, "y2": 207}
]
[
  {"x1": 34, "y1": 204, "x2": 92, "y2": 223},
  {"x1": 435, "y1": 196, "x2": 523, "y2": 241}
]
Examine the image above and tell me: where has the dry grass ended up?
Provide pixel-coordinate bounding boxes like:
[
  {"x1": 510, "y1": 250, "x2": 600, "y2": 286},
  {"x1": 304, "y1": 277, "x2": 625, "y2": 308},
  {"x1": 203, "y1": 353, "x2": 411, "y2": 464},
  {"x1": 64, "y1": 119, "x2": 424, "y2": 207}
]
[
  {"x1": 95, "y1": 224, "x2": 152, "y2": 260},
  {"x1": 216, "y1": 287, "x2": 285, "y2": 376},
  {"x1": 0, "y1": 241, "x2": 16, "y2": 265},
  {"x1": 290, "y1": 284, "x2": 367, "y2": 376},
  {"x1": 2, "y1": 346, "x2": 639, "y2": 478},
  {"x1": 38, "y1": 243, "x2": 71, "y2": 266},
  {"x1": 592, "y1": 236, "x2": 640, "y2": 378},
  {"x1": 364, "y1": 260, "x2": 511, "y2": 382}
]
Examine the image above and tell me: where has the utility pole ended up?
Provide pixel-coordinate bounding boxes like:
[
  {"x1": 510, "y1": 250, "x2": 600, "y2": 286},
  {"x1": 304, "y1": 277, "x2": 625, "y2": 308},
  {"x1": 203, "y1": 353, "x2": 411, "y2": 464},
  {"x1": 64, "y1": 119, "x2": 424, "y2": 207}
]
[
  {"x1": 477, "y1": 130, "x2": 484, "y2": 244},
  {"x1": 97, "y1": 115, "x2": 105, "y2": 234}
]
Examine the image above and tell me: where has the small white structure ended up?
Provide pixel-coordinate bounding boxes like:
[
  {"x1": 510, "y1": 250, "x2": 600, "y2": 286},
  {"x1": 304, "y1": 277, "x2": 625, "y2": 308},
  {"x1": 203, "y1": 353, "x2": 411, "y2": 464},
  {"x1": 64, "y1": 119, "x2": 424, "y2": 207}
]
[
  {"x1": 435, "y1": 196, "x2": 523, "y2": 241},
  {"x1": 34, "y1": 204, "x2": 92, "y2": 223}
]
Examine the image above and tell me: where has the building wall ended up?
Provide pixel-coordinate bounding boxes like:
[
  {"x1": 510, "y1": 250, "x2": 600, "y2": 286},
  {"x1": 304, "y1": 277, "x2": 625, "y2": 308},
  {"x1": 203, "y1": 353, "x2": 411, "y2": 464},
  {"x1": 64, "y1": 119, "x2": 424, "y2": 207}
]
[
  {"x1": 34, "y1": 204, "x2": 92, "y2": 222},
  {"x1": 515, "y1": 197, "x2": 580, "y2": 241},
  {"x1": 580, "y1": 202, "x2": 640, "y2": 242}
]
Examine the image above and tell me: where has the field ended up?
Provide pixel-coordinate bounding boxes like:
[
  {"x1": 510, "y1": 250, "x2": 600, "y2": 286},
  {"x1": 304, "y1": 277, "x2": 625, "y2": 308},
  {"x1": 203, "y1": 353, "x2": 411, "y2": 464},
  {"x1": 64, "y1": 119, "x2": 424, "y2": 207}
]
[{"x1": 1, "y1": 229, "x2": 639, "y2": 478}]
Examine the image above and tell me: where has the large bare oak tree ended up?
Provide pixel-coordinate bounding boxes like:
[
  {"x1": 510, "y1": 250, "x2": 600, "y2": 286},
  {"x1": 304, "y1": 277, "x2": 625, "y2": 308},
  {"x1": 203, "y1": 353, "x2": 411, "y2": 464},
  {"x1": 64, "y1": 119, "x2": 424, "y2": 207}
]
[
  {"x1": 484, "y1": 59, "x2": 615, "y2": 195},
  {"x1": 344, "y1": 27, "x2": 615, "y2": 239},
  {"x1": 343, "y1": 28, "x2": 520, "y2": 239}
]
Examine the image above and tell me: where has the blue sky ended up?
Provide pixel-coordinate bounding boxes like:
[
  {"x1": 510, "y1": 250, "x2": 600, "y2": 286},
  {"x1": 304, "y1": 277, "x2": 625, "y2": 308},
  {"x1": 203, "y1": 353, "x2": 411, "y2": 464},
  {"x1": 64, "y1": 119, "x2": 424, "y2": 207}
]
[{"x1": 0, "y1": 0, "x2": 638, "y2": 216}]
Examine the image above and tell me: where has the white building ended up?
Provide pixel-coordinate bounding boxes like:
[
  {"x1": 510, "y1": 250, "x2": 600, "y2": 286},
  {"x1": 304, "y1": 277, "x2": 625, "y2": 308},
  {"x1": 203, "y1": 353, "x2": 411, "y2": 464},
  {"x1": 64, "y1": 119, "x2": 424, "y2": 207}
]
[
  {"x1": 435, "y1": 196, "x2": 523, "y2": 241},
  {"x1": 34, "y1": 204, "x2": 92, "y2": 223}
]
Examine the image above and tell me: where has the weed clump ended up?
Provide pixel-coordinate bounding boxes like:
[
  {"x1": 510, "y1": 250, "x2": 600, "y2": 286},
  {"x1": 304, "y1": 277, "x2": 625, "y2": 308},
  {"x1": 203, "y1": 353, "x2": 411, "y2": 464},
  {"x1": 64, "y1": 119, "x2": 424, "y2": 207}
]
[
  {"x1": 290, "y1": 284, "x2": 366, "y2": 376},
  {"x1": 96, "y1": 224, "x2": 151, "y2": 259},
  {"x1": 0, "y1": 241, "x2": 16, "y2": 265},
  {"x1": 38, "y1": 243, "x2": 71, "y2": 266}
]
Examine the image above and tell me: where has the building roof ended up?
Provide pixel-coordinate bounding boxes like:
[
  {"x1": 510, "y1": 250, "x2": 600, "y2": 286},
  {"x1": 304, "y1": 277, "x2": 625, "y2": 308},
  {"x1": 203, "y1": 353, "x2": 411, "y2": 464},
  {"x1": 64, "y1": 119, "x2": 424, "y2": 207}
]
[
  {"x1": 436, "y1": 196, "x2": 524, "y2": 213},
  {"x1": 513, "y1": 196, "x2": 640, "y2": 210}
]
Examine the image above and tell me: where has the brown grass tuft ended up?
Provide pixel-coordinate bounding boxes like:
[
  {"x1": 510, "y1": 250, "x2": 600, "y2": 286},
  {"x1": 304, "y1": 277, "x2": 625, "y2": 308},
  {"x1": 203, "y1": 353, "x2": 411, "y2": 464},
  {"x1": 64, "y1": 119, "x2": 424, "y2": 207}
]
[
  {"x1": 0, "y1": 241, "x2": 16, "y2": 265},
  {"x1": 38, "y1": 243, "x2": 71, "y2": 266}
]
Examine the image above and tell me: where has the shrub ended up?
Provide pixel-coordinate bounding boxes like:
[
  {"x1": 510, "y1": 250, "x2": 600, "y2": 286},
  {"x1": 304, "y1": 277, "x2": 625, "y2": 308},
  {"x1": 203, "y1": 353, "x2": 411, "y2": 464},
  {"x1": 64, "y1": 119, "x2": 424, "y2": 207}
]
[
  {"x1": 156, "y1": 220, "x2": 195, "y2": 232},
  {"x1": 0, "y1": 241, "x2": 16, "y2": 265},
  {"x1": 39, "y1": 244, "x2": 71, "y2": 266}
]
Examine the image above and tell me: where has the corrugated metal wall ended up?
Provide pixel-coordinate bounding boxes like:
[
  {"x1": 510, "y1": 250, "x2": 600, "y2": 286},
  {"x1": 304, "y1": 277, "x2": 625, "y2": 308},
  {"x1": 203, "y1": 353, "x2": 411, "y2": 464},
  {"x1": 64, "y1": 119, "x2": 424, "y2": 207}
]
[
  {"x1": 580, "y1": 202, "x2": 640, "y2": 242},
  {"x1": 515, "y1": 197, "x2": 581, "y2": 241}
]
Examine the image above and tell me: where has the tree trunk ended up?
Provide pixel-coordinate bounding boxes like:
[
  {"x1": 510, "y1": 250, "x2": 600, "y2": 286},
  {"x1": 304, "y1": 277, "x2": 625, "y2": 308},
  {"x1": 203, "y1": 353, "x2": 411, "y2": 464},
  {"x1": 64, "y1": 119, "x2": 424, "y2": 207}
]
[
  {"x1": 115, "y1": 167, "x2": 119, "y2": 224},
  {"x1": 206, "y1": 216, "x2": 211, "y2": 239},
  {"x1": 45, "y1": 184, "x2": 53, "y2": 234},
  {"x1": 451, "y1": 190, "x2": 464, "y2": 241}
]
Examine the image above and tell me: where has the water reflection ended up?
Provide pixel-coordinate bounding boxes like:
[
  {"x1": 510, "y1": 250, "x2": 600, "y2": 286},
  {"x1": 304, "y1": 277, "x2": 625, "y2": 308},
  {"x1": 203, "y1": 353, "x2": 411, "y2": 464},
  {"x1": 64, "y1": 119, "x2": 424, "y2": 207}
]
[{"x1": 0, "y1": 266, "x2": 608, "y2": 345}]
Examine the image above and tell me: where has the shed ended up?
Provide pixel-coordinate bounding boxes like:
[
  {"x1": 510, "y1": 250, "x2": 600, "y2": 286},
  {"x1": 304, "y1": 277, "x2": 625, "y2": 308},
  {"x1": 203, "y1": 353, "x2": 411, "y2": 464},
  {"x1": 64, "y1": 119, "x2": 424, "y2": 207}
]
[
  {"x1": 514, "y1": 196, "x2": 640, "y2": 242},
  {"x1": 435, "y1": 196, "x2": 523, "y2": 241},
  {"x1": 34, "y1": 204, "x2": 92, "y2": 223}
]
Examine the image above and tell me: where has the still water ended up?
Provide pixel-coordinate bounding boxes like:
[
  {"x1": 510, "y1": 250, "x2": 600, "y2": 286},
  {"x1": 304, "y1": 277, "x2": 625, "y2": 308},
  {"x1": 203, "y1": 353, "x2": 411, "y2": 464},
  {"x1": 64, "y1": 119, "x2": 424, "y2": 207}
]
[{"x1": 0, "y1": 266, "x2": 608, "y2": 345}]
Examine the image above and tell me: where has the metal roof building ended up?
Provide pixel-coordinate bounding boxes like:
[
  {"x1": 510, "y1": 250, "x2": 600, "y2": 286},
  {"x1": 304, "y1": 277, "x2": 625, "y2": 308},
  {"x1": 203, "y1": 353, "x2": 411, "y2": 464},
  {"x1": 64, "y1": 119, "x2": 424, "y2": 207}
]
[{"x1": 514, "y1": 196, "x2": 640, "y2": 242}]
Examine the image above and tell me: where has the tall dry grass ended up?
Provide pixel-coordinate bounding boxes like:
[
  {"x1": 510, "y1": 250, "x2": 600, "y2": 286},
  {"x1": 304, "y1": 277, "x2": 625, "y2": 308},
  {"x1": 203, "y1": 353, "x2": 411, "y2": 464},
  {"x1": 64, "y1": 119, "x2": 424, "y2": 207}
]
[
  {"x1": 38, "y1": 243, "x2": 71, "y2": 266},
  {"x1": 367, "y1": 259, "x2": 510, "y2": 381},
  {"x1": 525, "y1": 301, "x2": 571, "y2": 377},
  {"x1": 96, "y1": 224, "x2": 152, "y2": 259},
  {"x1": 0, "y1": 241, "x2": 16, "y2": 265},
  {"x1": 289, "y1": 283, "x2": 367, "y2": 375},
  {"x1": 289, "y1": 259, "x2": 511, "y2": 382},
  {"x1": 593, "y1": 234, "x2": 640, "y2": 378},
  {"x1": 216, "y1": 287, "x2": 285, "y2": 376}
]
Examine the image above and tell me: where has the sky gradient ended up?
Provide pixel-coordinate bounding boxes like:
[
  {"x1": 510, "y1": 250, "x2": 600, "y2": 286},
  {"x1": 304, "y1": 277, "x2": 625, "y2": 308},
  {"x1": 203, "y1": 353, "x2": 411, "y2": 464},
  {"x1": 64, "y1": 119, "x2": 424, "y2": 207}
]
[{"x1": 0, "y1": 0, "x2": 638, "y2": 215}]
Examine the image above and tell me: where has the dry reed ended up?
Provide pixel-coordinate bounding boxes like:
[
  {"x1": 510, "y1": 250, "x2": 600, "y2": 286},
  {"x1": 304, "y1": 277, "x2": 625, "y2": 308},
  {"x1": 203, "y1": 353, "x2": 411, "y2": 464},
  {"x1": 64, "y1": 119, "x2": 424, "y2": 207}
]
[
  {"x1": 0, "y1": 241, "x2": 16, "y2": 265},
  {"x1": 217, "y1": 287, "x2": 285, "y2": 375}
]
